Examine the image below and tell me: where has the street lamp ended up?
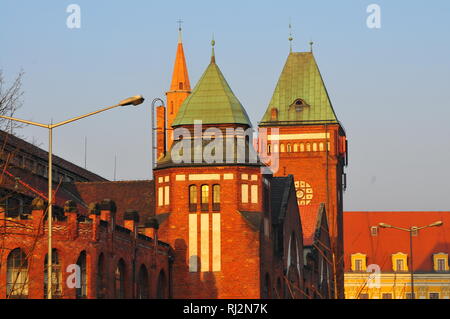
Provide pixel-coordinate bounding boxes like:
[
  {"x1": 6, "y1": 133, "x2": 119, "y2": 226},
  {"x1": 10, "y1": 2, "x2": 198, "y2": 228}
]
[
  {"x1": 378, "y1": 220, "x2": 443, "y2": 299},
  {"x1": 0, "y1": 95, "x2": 144, "y2": 298}
]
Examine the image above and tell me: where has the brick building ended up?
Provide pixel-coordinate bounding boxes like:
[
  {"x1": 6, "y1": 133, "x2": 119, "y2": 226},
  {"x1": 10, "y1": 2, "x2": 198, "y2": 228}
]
[
  {"x1": 258, "y1": 49, "x2": 347, "y2": 297},
  {"x1": 153, "y1": 36, "x2": 307, "y2": 298},
  {"x1": 0, "y1": 197, "x2": 172, "y2": 299},
  {"x1": 0, "y1": 28, "x2": 340, "y2": 299},
  {"x1": 344, "y1": 211, "x2": 450, "y2": 299}
]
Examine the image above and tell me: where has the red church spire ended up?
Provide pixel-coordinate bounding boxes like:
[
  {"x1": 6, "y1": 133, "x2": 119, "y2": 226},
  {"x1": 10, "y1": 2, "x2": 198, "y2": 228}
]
[{"x1": 165, "y1": 24, "x2": 191, "y2": 149}]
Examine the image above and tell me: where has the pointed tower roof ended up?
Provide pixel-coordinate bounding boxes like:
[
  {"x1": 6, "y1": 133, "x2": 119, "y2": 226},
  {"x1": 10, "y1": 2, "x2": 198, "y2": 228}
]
[
  {"x1": 169, "y1": 27, "x2": 191, "y2": 92},
  {"x1": 260, "y1": 52, "x2": 339, "y2": 125},
  {"x1": 172, "y1": 41, "x2": 251, "y2": 127}
]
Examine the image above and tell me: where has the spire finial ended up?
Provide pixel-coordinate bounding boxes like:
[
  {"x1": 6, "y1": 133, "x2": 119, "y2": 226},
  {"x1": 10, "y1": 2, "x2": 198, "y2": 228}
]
[
  {"x1": 211, "y1": 33, "x2": 216, "y2": 63},
  {"x1": 309, "y1": 39, "x2": 314, "y2": 53},
  {"x1": 177, "y1": 19, "x2": 183, "y2": 43},
  {"x1": 288, "y1": 19, "x2": 293, "y2": 53}
]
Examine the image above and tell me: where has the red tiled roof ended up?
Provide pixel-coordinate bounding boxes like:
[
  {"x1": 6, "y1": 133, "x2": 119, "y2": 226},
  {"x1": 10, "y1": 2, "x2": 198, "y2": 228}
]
[
  {"x1": 64, "y1": 180, "x2": 155, "y2": 225},
  {"x1": 300, "y1": 204, "x2": 322, "y2": 246},
  {"x1": 344, "y1": 211, "x2": 450, "y2": 272}
]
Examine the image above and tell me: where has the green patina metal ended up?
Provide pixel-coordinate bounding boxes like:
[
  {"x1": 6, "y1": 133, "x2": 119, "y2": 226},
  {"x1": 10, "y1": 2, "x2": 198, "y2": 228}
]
[
  {"x1": 172, "y1": 54, "x2": 251, "y2": 127},
  {"x1": 260, "y1": 52, "x2": 339, "y2": 125}
]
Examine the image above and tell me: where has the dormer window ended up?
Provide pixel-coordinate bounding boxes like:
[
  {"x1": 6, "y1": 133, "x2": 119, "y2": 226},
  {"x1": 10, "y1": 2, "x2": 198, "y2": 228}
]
[
  {"x1": 433, "y1": 253, "x2": 449, "y2": 272},
  {"x1": 392, "y1": 252, "x2": 408, "y2": 272},
  {"x1": 351, "y1": 253, "x2": 367, "y2": 272},
  {"x1": 270, "y1": 108, "x2": 278, "y2": 121}
]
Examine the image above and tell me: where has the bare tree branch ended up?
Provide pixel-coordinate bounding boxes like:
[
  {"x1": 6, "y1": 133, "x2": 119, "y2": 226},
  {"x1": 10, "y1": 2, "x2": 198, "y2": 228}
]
[{"x1": 0, "y1": 70, "x2": 25, "y2": 134}]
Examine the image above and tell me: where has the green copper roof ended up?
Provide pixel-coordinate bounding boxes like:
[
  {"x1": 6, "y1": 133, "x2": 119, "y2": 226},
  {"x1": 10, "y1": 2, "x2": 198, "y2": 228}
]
[
  {"x1": 260, "y1": 52, "x2": 339, "y2": 125},
  {"x1": 172, "y1": 58, "x2": 251, "y2": 127}
]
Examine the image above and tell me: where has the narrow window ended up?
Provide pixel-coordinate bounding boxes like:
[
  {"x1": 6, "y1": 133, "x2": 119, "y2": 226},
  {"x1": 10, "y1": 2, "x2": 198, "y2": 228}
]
[
  {"x1": 251, "y1": 185, "x2": 258, "y2": 204},
  {"x1": 300, "y1": 144, "x2": 305, "y2": 152},
  {"x1": 319, "y1": 142, "x2": 324, "y2": 151},
  {"x1": 293, "y1": 144, "x2": 298, "y2": 152},
  {"x1": 267, "y1": 144, "x2": 271, "y2": 154},
  {"x1": 7, "y1": 248, "x2": 28, "y2": 298},
  {"x1": 241, "y1": 184, "x2": 249, "y2": 203},
  {"x1": 97, "y1": 253, "x2": 106, "y2": 299},
  {"x1": 313, "y1": 143, "x2": 318, "y2": 152},
  {"x1": 396, "y1": 259, "x2": 404, "y2": 272},
  {"x1": 355, "y1": 259, "x2": 362, "y2": 272},
  {"x1": 437, "y1": 258, "x2": 446, "y2": 272},
  {"x1": 137, "y1": 265, "x2": 149, "y2": 299},
  {"x1": 306, "y1": 143, "x2": 311, "y2": 152},
  {"x1": 287, "y1": 144, "x2": 291, "y2": 152},
  {"x1": 114, "y1": 259, "x2": 126, "y2": 299},
  {"x1": 158, "y1": 187, "x2": 163, "y2": 207},
  {"x1": 212, "y1": 184, "x2": 220, "y2": 211},
  {"x1": 201, "y1": 185, "x2": 209, "y2": 211},
  {"x1": 44, "y1": 249, "x2": 62, "y2": 298},
  {"x1": 76, "y1": 251, "x2": 87, "y2": 299},
  {"x1": 164, "y1": 186, "x2": 170, "y2": 205},
  {"x1": 189, "y1": 185, "x2": 198, "y2": 212},
  {"x1": 280, "y1": 144, "x2": 285, "y2": 153},
  {"x1": 179, "y1": 82, "x2": 183, "y2": 90}
]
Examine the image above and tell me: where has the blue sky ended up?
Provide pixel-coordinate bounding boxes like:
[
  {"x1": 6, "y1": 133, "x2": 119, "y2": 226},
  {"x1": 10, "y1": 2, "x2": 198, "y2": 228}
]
[{"x1": 1, "y1": 0, "x2": 449, "y2": 211}]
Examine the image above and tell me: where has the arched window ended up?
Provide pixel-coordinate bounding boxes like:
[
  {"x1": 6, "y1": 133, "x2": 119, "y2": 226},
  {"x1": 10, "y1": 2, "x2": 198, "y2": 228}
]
[
  {"x1": 300, "y1": 144, "x2": 305, "y2": 152},
  {"x1": 156, "y1": 270, "x2": 167, "y2": 299},
  {"x1": 270, "y1": 108, "x2": 278, "y2": 121},
  {"x1": 44, "y1": 248, "x2": 62, "y2": 298},
  {"x1": 7, "y1": 248, "x2": 28, "y2": 298},
  {"x1": 313, "y1": 143, "x2": 318, "y2": 152},
  {"x1": 189, "y1": 185, "x2": 198, "y2": 212},
  {"x1": 97, "y1": 253, "x2": 106, "y2": 299},
  {"x1": 306, "y1": 143, "x2": 311, "y2": 152},
  {"x1": 319, "y1": 142, "x2": 324, "y2": 151},
  {"x1": 137, "y1": 264, "x2": 150, "y2": 299},
  {"x1": 201, "y1": 185, "x2": 209, "y2": 211},
  {"x1": 212, "y1": 184, "x2": 220, "y2": 211},
  {"x1": 114, "y1": 259, "x2": 126, "y2": 299},
  {"x1": 76, "y1": 251, "x2": 87, "y2": 299},
  {"x1": 276, "y1": 277, "x2": 283, "y2": 299},
  {"x1": 267, "y1": 144, "x2": 271, "y2": 154},
  {"x1": 280, "y1": 144, "x2": 285, "y2": 153},
  {"x1": 263, "y1": 273, "x2": 271, "y2": 299},
  {"x1": 293, "y1": 144, "x2": 298, "y2": 152},
  {"x1": 287, "y1": 144, "x2": 291, "y2": 152}
]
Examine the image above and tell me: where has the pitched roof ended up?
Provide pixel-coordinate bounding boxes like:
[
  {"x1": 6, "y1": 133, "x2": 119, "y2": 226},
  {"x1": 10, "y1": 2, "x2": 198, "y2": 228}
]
[
  {"x1": 344, "y1": 211, "x2": 450, "y2": 272},
  {"x1": 260, "y1": 52, "x2": 339, "y2": 125},
  {"x1": 62, "y1": 180, "x2": 155, "y2": 225},
  {"x1": 172, "y1": 52, "x2": 251, "y2": 127},
  {"x1": 0, "y1": 130, "x2": 107, "y2": 182},
  {"x1": 300, "y1": 203, "x2": 327, "y2": 246}
]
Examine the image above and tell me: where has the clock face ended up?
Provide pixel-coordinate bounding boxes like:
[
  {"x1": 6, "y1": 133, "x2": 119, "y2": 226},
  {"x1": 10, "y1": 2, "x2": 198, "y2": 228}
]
[{"x1": 294, "y1": 181, "x2": 313, "y2": 206}]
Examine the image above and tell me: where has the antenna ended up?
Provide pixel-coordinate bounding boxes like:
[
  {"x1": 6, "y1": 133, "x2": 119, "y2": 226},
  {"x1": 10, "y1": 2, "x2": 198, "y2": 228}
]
[
  {"x1": 114, "y1": 155, "x2": 117, "y2": 181},
  {"x1": 288, "y1": 19, "x2": 294, "y2": 52},
  {"x1": 84, "y1": 136, "x2": 87, "y2": 169}
]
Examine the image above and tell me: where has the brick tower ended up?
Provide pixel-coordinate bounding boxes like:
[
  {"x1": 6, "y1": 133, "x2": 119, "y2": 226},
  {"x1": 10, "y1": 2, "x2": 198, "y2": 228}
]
[
  {"x1": 165, "y1": 26, "x2": 191, "y2": 150},
  {"x1": 154, "y1": 41, "x2": 268, "y2": 298},
  {"x1": 259, "y1": 50, "x2": 348, "y2": 298}
]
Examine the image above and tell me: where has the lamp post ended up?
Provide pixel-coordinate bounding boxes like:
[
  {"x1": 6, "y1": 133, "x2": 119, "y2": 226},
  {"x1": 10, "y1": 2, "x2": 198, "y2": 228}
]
[
  {"x1": 0, "y1": 95, "x2": 144, "y2": 298},
  {"x1": 378, "y1": 220, "x2": 443, "y2": 299}
]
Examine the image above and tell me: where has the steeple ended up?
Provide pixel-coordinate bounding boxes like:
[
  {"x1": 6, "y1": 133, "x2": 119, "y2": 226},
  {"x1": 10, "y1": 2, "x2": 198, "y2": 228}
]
[
  {"x1": 166, "y1": 24, "x2": 192, "y2": 149},
  {"x1": 169, "y1": 25, "x2": 191, "y2": 92},
  {"x1": 172, "y1": 41, "x2": 251, "y2": 127}
]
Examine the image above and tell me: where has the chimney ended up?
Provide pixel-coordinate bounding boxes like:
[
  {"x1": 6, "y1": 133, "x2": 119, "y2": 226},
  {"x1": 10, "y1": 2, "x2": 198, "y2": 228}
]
[
  {"x1": 144, "y1": 217, "x2": 159, "y2": 240},
  {"x1": 99, "y1": 199, "x2": 116, "y2": 231},
  {"x1": 31, "y1": 197, "x2": 46, "y2": 235},
  {"x1": 156, "y1": 105, "x2": 166, "y2": 160},
  {"x1": 123, "y1": 209, "x2": 140, "y2": 235},
  {"x1": 88, "y1": 202, "x2": 100, "y2": 241},
  {"x1": 64, "y1": 200, "x2": 78, "y2": 240}
]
